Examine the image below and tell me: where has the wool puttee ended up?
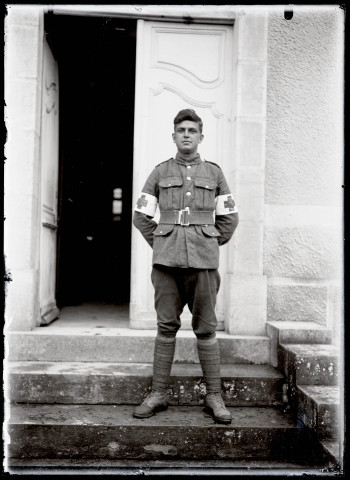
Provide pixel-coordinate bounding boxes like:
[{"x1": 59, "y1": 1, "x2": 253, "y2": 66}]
[
  {"x1": 151, "y1": 334, "x2": 176, "y2": 393},
  {"x1": 197, "y1": 336, "x2": 221, "y2": 394}
]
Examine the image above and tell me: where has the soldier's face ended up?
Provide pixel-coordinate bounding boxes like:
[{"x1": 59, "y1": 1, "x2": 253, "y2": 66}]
[{"x1": 172, "y1": 120, "x2": 204, "y2": 155}]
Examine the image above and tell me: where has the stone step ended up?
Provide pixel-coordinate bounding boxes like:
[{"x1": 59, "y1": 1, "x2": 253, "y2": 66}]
[
  {"x1": 8, "y1": 362, "x2": 285, "y2": 406},
  {"x1": 319, "y1": 439, "x2": 343, "y2": 471},
  {"x1": 7, "y1": 404, "x2": 325, "y2": 462},
  {"x1": 297, "y1": 385, "x2": 340, "y2": 440},
  {"x1": 267, "y1": 321, "x2": 333, "y2": 345},
  {"x1": 6, "y1": 458, "x2": 332, "y2": 473},
  {"x1": 6, "y1": 329, "x2": 271, "y2": 364},
  {"x1": 267, "y1": 321, "x2": 333, "y2": 368},
  {"x1": 278, "y1": 344, "x2": 340, "y2": 386}
]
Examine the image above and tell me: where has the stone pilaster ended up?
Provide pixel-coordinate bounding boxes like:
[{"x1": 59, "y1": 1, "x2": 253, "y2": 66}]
[
  {"x1": 4, "y1": 6, "x2": 44, "y2": 330},
  {"x1": 224, "y1": 12, "x2": 268, "y2": 335}
]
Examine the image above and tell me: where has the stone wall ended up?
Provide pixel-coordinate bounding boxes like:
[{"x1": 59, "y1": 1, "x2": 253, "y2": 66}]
[
  {"x1": 4, "y1": 6, "x2": 44, "y2": 330},
  {"x1": 4, "y1": 5, "x2": 344, "y2": 340},
  {"x1": 265, "y1": 7, "x2": 344, "y2": 337}
]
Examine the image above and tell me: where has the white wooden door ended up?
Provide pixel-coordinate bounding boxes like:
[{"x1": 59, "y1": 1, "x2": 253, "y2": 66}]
[
  {"x1": 130, "y1": 20, "x2": 234, "y2": 329},
  {"x1": 39, "y1": 38, "x2": 60, "y2": 325}
]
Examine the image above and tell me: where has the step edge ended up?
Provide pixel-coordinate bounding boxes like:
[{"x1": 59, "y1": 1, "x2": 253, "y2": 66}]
[
  {"x1": 7, "y1": 362, "x2": 284, "y2": 378},
  {"x1": 8, "y1": 404, "x2": 297, "y2": 429},
  {"x1": 297, "y1": 385, "x2": 341, "y2": 405},
  {"x1": 279, "y1": 344, "x2": 340, "y2": 356},
  {"x1": 267, "y1": 321, "x2": 331, "y2": 331},
  {"x1": 6, "y1": 330, "x2": 271, "y2": 341}
]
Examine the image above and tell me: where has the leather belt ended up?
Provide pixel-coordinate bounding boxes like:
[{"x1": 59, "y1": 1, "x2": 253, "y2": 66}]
[{"x1": 159, "y1": 209, "x2": 215, "y2": 226}]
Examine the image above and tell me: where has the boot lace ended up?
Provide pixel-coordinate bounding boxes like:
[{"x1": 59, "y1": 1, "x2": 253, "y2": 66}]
[
  {"x1": 143, "y1": 391, "x2": 167, "y2": 407},
  {"x1": 207, "y1": 393, "x2": 229, "y2": 413}
]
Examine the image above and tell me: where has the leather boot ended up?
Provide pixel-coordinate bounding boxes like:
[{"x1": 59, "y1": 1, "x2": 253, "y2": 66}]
[
  {"x1": 204, "y1": 393, "x2": 232, "y2": 424},
  {"x1": 133, "y1": 390, "x2": 168, "y2": 418},
  {"x1": 197, "y1": 336, "x2": 232, "y2": 424},
  {"x1": 133, "y1": 334, "x2": 176, "y2": 418}
]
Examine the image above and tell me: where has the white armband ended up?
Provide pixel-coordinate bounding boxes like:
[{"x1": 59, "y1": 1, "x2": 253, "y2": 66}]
[
  {"x1": 215, "y1": 194, "x2": 238, "y2": 215},
  {"x1": 135, "y1": 192, "x2": 158, "y2": 217}
]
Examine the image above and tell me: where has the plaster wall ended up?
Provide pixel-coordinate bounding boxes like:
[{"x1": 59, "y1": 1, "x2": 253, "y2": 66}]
[{"x1": 265, "y1": 7, "x2": 344, "y2": 334}]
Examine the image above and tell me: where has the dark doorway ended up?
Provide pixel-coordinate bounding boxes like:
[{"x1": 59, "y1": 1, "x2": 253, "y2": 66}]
[{"x1": 45, "y1": 14, "x2": 137, "y2": 306}]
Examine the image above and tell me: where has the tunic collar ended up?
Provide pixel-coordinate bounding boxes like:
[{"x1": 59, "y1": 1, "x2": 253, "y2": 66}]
[{"x1": 175, "y1": 152, "x2": 202, "y2": 166}]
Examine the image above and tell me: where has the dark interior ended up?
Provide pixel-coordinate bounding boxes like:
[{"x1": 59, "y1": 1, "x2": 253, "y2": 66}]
[{"x1": 45, "y1": 14, "x2": 137, "y2": 306}]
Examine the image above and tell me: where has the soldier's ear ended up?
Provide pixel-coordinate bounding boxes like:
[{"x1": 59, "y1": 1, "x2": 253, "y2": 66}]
[
  {"x1": 172, "y1": 133, "x2": 176, "y2": 142},
  {"x1": 199, "y1": 134, "x2": 204, "y2": 143}
]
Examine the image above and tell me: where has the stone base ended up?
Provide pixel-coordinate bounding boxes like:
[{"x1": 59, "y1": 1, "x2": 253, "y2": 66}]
[{"x1": 224, "y1": 274, "x2": 267, "y2": 336}]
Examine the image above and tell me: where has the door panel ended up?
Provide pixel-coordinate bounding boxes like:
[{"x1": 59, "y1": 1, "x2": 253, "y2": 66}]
[
  {"x1": 39, "y1": 38, "x2": 60, "y2": 325},
  {"x1": 131, "y1": 20, "x2": 234, "y2": 328}
]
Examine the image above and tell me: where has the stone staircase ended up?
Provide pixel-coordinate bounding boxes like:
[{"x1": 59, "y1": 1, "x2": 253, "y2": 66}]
[
  {"x1": 5, "y1": 322, "x2": 342, "y2": 472},
  {"x1": 268, "y1": 321, "x2": 343, "y2": 471}
]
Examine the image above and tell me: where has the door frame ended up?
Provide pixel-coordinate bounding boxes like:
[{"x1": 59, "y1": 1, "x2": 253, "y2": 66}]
[
  {"x1": 129, "y1": 19, "x2": 235, "y2": 329},
  {"x1": 5, "y1": 5, "x2": 268, "y2": 335}
]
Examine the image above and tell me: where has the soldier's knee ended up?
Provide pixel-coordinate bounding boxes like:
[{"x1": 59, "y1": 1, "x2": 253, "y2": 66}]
[
  {"x1": 157, "y1": 325, "x2": 178, "y2": 338},
  {"x1": 195, "y1": 331, "x2": 216, "y2": 341}
]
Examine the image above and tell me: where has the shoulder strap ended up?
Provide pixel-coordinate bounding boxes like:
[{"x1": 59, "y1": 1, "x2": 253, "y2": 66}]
[
  {"x1": 204, "y1": 159, "x2": 222, "y2": 169},
  {"x1": 155, "y1": 158, "x2": 173, "y2": 168}
]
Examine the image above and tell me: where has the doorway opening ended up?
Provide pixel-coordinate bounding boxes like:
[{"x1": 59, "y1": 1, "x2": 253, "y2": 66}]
[{"x1": 45, "y1": 14, "x2": 137, "y2": 311}]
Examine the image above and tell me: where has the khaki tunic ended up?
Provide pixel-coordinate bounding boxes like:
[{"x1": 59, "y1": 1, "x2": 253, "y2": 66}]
[{"x1": 133, "y1": 155, "x2": 238, "y2": 269}]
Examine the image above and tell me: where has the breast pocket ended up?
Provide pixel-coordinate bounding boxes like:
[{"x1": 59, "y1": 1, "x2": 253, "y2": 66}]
[
  {"x1": 194, "y1": 178, "x2": 217, "y2": 210},
  {"x1": 159, "y1": 177, "x2": 183, "y2": 210}
]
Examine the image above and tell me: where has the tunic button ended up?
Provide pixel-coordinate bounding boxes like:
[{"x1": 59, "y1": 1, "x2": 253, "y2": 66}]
[
  {"x1": 186, "y1": 192, "x2": 191, "y2": 196},
  {"x1": 206, "y1": 185, "x2": 209, "y2": 189},
  {"x1": 160, "y1": 231, "x2": 163, "y2": 233},
  {"x1": 168, "y1": 183, "x2": 172, "y2": 186},
  {"x1": 187, "y1": 165, "x2": 191, "y2": 169},
  {"x1": 187, "y1": 176, "x2": 191, "y2": 180}
]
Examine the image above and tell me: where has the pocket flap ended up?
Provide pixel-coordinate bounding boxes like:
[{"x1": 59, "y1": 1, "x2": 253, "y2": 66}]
[
  {"x1": 159, "y1": 176, "x2": 183, "y2": 188},
  {"x1": 194, "y1": 178, "x2": 216, "y2": 190},
  {"x1": 153, "y1": 224, "x2": 175, "y2": 236},
  {"x1": 201, "y1": 225, "x2": 220, "y2": 237}
]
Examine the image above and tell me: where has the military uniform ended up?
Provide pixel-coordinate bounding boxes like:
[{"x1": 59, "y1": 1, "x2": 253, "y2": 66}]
[
  {"x1": 134, "y1": 153, "x2": 237, "y2": 267},
  {"x1": 133, "y1": 152, "x2": 237, "y2": 339},
  {"x1": 132, "y1": 123, "x2": 238, "y2": 424}
]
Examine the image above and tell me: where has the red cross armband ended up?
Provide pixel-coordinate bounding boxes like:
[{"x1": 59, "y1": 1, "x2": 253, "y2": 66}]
[
  {"x1": 215, "y1": 194, "x2": 238, "y2": 215},
  {"x1": 135, "y1": 192, "x2": 158, "y2": 217}
]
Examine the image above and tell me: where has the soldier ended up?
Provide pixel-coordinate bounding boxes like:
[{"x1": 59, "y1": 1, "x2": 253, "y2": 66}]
[{"x1": 132, "y1": 109, "x2": 239, "y2": 423}]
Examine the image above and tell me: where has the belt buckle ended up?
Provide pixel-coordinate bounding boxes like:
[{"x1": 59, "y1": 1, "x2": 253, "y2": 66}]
[
  {"x1": 180, "y1": 208, "x2": 190, "y2": 226},
  {"x1": 174, "y1": 210, "x2": 181, "y2": 225}
]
